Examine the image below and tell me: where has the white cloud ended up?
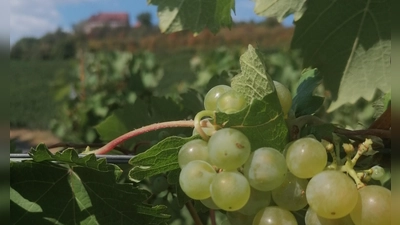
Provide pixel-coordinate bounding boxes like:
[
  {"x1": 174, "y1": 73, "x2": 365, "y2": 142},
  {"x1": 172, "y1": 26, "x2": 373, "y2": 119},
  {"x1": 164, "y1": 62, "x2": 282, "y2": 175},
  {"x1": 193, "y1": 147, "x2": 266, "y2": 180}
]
[{"x1": 10, "y1": 0, "x2": 97, "y2": 45}]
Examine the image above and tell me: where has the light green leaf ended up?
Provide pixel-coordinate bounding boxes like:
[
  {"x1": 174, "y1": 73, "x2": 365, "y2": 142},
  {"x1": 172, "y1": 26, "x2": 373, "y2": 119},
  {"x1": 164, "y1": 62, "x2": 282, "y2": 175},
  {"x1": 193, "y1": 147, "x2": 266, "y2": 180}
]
[
  {"x1": 254, "y1": 0, "x2": 306, "y2": 22},
  {"x1": 217, "y1": 45, "x2": 289, "y2": 150},
  {"x1": 149, "y1": 0, "x2": 234, "y2": 34},
  {"x1": 129, "y1": 136, "x2": 198, "y2": 181},
  {"x1": 328, "y1": 40, "x2": 391, "y2": 111},
  {"x1": 291, "y1": 0, "x2": 390, "y2": 112}
]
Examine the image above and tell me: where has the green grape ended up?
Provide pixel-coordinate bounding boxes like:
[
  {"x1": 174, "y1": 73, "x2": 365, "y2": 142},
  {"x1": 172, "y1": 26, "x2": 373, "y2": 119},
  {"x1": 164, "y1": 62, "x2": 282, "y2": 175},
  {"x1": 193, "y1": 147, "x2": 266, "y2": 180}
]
[
  {"x1": 208, "y1": 128, "x2": 251, "y2": 170},
  {"x1": 200, "y1": 197, "x2": 219, "y2": 210},
  {"x1": 350, "y1": 185, "x2": 391, "y2": 225},
  {"x1": 305, "y1": 207, "x2": 355, "y2": 225},
  {"x1": 179, "y1": 160, "x2": 216, "y2": 200},
  {"x1": 273, "y1": 81, "x2": 292, "y2": 117},
  {"x1": 204, "y1": 85, "x2": 232, "y2": 111},
  {"x1": 150, "y1": 175, "x2": 169, "y2": 195},
  {"x1": 244, "y1": 147, "x2": 287, "y2": 191},
  {"x1": 286, "y1": 137, "x2": 327, "y2": 178},
  {"x1": 370, "y1": 165, "x2": 385, "y2": 180},
  {"x1": 306, "y1": 170, "x2": 358, "y2": 219},
  {"x1": 210, "y1": 171, "x2": 251, "y2": 211},
  {"x1": 238, "y1": 187, "x2": 271, "y2": 215},
  {"x1": 226, "y1": 211, "x2": 255, "y2": 225},
  {"x1": 252, "y1": 206, "x2": 298, "y2": 225},
  {"x1": 272, "y1": 172, "x2": 308, "y2": 211},
  {"x1": 178, "y1": 139, "x2": 210, "y2": 168},
  {"x1": 216, "y1": 90, "x2": 247, "y2": 113}
]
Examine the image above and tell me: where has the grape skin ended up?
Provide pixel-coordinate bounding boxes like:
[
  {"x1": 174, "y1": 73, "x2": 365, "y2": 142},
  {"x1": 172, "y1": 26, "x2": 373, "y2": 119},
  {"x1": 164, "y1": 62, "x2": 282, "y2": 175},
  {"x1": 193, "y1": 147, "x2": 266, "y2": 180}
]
[
  {"x1": 179, "y1": 160, "x2": 216, "y2": 200},
  {"x1": 216, "y1": 90, "x2": 247, "y2": 114},
  {"x1": 273, "y1": 81, "x2": 292, "y2": 117},
  {"x1": 210, "y1": 171, "x2": 251, "y2": 211},
  {"x1": 370, "y1": 165, "x2": 385, "y2": 180},
  {"x1": 306, "y1": 170, "x2": 358, "y2": 219},
  {"x1": 285, "y1": 137, "x2": 327, "y2": 179},
  {"x1": 252, "y1": 206, "x2": 298, "y2": 225},
  {"x1": 178, "y1": 139, "x2": 210, "y2": 168},
  {"x1": 238, "y1": 187, "x2": 271, "y2": 215},
  {"x1": 204, "y1": 85, "x2": 232, "y2": 111},
  {"x1": 272, "y1": 172, "x2": 308, "y2": 211},
  {"x1": 305, "y1": 207, "x2": 355, "y2": 225},
  {"x1": 350, "y1": 185, "x2": 391, "y2": 225},
  {"x1": 208, "y1": 128, "x2": 251, "y2": 170},
  {"x1": 244, "y1": 147, "x2": 287, "y2": 191},
  {"x1": 200, "y1": 197, "x2": 220, "y2": 210}
]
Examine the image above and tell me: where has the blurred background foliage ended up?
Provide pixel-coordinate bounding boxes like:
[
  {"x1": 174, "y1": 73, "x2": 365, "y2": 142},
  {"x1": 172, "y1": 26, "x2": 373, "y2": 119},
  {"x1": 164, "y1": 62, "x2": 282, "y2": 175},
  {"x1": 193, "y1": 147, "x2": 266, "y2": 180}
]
[{"x1": 10, "y1": 12, "x2": 378, "y2": 153}]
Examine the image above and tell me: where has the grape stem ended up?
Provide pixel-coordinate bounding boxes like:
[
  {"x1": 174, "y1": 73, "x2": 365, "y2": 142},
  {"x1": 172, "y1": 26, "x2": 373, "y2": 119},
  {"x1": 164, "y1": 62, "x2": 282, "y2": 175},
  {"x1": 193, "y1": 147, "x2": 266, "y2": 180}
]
[
  {"x1": 84, "y1": 120, "x2": 195, "y2": 155},
  {"x1": 210, "y1": 209, "x2": 216, "y2": 225},
  {"x1": 185, "y1": 201, "x2": 204, "y2": 225},
  {"x1": 340, "y1": 138, "x2": 373, "y2": 189},
  {"x1": 289, "y1": 115, "x2": 391, "y2": 141}
]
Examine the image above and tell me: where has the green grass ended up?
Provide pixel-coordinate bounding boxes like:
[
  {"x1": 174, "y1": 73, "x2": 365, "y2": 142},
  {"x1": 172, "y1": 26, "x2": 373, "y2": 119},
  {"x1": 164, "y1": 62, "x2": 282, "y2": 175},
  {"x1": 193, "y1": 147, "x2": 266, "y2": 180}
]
[{"x1": 10, "y1": 60, "x2": 75, "y2": 129}]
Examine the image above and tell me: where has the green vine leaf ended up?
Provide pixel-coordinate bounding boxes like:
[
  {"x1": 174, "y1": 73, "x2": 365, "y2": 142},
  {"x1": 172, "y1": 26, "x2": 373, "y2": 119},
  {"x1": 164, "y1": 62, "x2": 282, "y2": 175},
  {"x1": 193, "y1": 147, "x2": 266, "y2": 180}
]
[
  {"x1": 253, "y1": 0, "x2": 306, "y2": 22},
  {"x1": 291, "y1": 0, "x2": 391, "y2": 112},
  {"x1": 30, "y1": 144, "x2": 113, "y2": 172},
  {"x1": 217, "y1": 45, "x2": 288, "y2": 151},
  {"x1": 11, "y1": 146, "x2": 169, "y2": 225},
  {"x1": 291, "y1": 68, "x2": 324, "y2": 117},
  {"x1": 129, "y1": 136, "x2": 198, "y2": 182},
  {"x1": 148, "y1": 0, "x2": 234, "y2": 34}
]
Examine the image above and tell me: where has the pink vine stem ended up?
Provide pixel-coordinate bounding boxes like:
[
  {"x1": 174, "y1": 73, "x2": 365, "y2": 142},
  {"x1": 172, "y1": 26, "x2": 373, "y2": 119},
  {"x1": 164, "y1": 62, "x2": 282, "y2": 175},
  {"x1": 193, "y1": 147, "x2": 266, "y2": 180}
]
[{"x1": 89, "y1": 120, "x2": 195, "y2": 155}]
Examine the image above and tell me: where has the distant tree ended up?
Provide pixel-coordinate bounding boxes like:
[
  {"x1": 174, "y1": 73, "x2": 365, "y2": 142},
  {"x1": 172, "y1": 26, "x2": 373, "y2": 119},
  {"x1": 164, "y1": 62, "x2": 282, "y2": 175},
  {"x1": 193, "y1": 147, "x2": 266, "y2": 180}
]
[
  {"x1": 137, "y1": 12, "x2": 152, "y2": 27},
  {"x1": 263, "y1": 17, "x2": 281, "y2": 28}
]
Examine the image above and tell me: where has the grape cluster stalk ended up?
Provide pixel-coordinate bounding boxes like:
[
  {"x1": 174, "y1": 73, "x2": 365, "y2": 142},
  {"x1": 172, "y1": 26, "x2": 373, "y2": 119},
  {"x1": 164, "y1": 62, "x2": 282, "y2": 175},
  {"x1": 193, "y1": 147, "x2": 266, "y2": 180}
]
[{"x1": 178, "y1": 82, "x2": 391, "y2": 225}]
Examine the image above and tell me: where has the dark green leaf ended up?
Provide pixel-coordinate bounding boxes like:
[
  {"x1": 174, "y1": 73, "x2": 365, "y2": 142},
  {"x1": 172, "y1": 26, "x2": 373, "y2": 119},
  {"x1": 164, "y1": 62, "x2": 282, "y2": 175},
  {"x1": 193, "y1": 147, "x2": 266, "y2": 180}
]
[
  {"x1": 30, "y1": 144, "x2": 113, "y2": 172},
  {"x1": 217, "y1": 45, "x2": 289, "y2": 150},
  {"x1": 291, "y1": 68, "x2": 324, "y2": 117},
  {"x1": 129, "y1": 136, "x2": 198, "y2": 181},
  {"x1": 11, "y1": 160, "x2": 169, "y2": 225},
  {"x1": 300, "y1": 123, "x2": 335, "y2": 141},
  {"x1": 291, "y1": 0, "x2": 390, "y2": 111},
  {"x1": 149, "y1": 0, "x2": 234, "y2": 34}
]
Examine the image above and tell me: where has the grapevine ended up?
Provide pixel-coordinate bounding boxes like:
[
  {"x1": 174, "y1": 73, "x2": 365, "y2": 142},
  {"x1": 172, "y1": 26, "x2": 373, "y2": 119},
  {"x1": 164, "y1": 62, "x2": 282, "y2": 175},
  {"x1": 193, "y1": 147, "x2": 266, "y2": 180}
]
[{"x1": 10, "y1": 1, "x2": 391, "y2": 225}]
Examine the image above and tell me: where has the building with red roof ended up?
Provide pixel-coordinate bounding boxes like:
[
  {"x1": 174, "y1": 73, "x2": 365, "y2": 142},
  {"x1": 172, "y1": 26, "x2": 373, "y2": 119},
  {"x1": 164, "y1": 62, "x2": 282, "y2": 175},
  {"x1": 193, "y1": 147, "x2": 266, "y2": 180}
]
[{"x1": 83, "y1": 12, "x2": 130, "y2": 34}]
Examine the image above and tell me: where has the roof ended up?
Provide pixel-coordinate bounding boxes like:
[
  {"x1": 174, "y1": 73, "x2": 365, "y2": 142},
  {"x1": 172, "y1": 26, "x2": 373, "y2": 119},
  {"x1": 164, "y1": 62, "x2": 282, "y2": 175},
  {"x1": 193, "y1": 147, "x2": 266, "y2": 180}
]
[{"x1": 87, "y1": 13, "x2": 129, "y2": 23}]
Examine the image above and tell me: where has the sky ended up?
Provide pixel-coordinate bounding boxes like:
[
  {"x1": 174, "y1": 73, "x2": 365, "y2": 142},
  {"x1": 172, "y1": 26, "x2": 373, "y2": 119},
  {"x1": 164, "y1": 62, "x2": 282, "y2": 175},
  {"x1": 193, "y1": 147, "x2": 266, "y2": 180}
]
[{"x1": 10, "y1": 0, "x2": 294, "y2": 45}]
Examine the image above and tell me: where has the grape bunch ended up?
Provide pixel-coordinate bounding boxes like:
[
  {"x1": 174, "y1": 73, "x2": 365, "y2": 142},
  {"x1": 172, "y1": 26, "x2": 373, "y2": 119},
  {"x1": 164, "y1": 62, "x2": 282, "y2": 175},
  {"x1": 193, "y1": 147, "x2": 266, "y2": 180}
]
[{"x1": 178, "y1": 82, "x2": 391, "y2": 225}]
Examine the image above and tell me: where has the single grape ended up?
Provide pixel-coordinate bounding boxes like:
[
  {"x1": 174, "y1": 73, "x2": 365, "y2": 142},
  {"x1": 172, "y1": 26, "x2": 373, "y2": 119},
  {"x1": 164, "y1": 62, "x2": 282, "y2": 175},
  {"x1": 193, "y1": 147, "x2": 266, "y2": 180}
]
[
  {"x1": 370, "y1": 165, "x2": 385, "y2": 180},
  {"x1": 252, "y1": 206, "x2": 298, "y2": 225},
  {"x1": 178, "y1": 139, "x2": 210, "y2": 168},
  {"x1": 216, "y1": 90, "x2": 247, "y2": 113},
  {"x1": 150, "y1": 175, "x2": 169, "y2": 194},
  {"x1": 273, "y1": 81, "x2": 292, "y2": 117},
  {"x1": 210, "y1": 171, "x2": 251, "y2": 211},
  {"x1": 204, "y1": 85, "x2": 232, "y2": 111},
  {"x1": 208, "y1": 128, "x2": 251, "y2": 170},
  {"x1": 305, "y1": 207, "x2": 355, "y2": 225},
  {"x1": 226, "y1": 211, "x2": 255, "y2": 225},
  {"x1": 200, "y1": 197, "x2": 219, "y2": 210},
  {"x1": 272, "y1": 172, "x2": 308, "y2": 211},
  {"x1": 244, "y1": 147, "x2": 287, "y2": 191},
  {"x1": 286, "y1": 137, "x2": 327, "y2": 178},
  {"x1": 238, "y1": 187, "x2": 272, "y2": 215},
  {"x1": 350, "y1": 185, "x2": 391, "y2": 225},
  {"x1": 306, "y1": 170, "x2": 358, "y2": 219},
  {"x1": 179, "y1": 160, "x2": 216, "y2": 200}
]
